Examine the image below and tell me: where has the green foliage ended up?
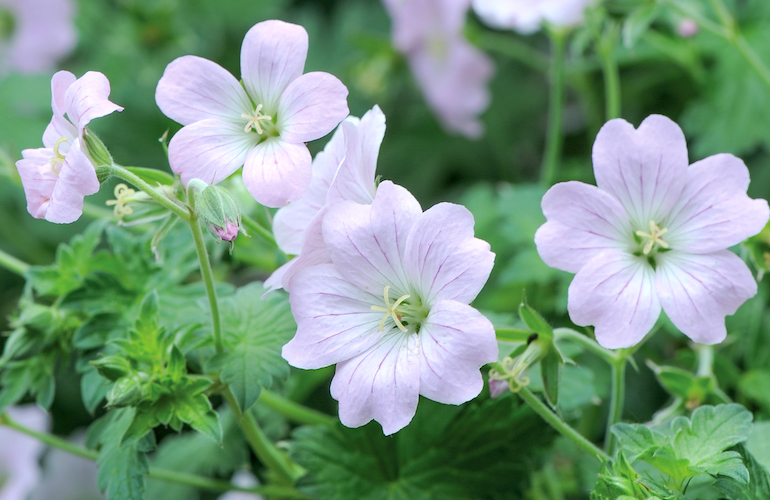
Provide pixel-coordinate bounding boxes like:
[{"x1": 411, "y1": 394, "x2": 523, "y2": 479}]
[
  {"x1": 713, "y1": 444, "x2": 770, "y2": 500},
  {"x1": 291, "y1": 397, "x2": 554, "y2": 500},
  {"x1": 206, "y1": 283, "x2": 296, "y2": 412}
]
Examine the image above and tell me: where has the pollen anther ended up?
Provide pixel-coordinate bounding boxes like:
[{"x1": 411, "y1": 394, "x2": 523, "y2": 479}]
[
  {"x1": 371, "y1": 285, "x2": 410, "y2": 332},
  {"x1": 635, "y1": 220, "x2": 670, "y2": 255},
  {"x1": 241, "y1": 104, "x2": 272, "y2": 134}
]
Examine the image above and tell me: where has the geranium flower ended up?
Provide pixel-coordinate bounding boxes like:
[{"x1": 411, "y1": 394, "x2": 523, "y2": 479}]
[
  {"x1": 384, "y1": 0, "x2": 493, "y2": 138},
  {"x1": 155, "y1": 20, "x2": 349, "y2": 208},
  {"x1": 15, "y1": 70, "x2": 123, "y2": 223},
  {"x1": 472, "y1": 0, "x2": 593, "y2": 34},
  {"x1": 0, "y1": 0, "x2": 76, "y2": 75},
  {"x1": 1, "y1": 405, "x2": 49, "y2": 500},
  {"x1": 283, "y1": 181, "x2": 497, "y2": 434},
  {"x1": 266, "y1": 105, "x2": 385, "y2": 293},
  {"x1": 535, "y1": 115, "x2": 769, "y2": 348}
]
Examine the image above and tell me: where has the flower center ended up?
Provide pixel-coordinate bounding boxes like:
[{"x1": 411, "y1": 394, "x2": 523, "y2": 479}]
[
  {"x1": 371, "y1": 285, "x2": 411, "y2": 332},
  {"x1": 49, "y1": 136, "x2": 68, "y2": 172},
  {"x1": 635, "y1": 220, "x2": 670, "y2": 255},
  {"x1": 241, "y1": 104, "x2": 273, "y2": 135}
]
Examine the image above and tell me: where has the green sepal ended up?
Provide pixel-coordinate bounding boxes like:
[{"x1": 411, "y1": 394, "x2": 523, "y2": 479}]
[
  {"x1": 82, "y1": 128, "x2": 113, "y2": 167},
  {"x1": 518, "y1": 298, "x2": 553, "y2": 340}
]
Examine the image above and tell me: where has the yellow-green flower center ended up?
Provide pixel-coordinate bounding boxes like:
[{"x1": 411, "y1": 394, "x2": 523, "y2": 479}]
[
  {"x1": 241, "y1": 104, "x2": 273, "y2": 135},
  {"x1": 371, "y1": 285, "x2": 411, "y2": 332},
  {"x1": 635, "y1": 220, "x2": 670, "y2": 255}
]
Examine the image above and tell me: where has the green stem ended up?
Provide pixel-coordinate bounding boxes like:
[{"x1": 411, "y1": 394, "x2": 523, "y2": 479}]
[
  {"x1": 187, "y1": 191, "x2": 224, "y2": 355},
  {"x1": 0, "y1": 414, "x2": 308, "y2": 498},
  {"x1": 605, "y1": 357, "x2": 627, "y2": 454},
  {"x1": 598, "y1": 27, "x2": 621, "y2": 120},
  {"x1": 222, "y1": 387, "x2": 303, "y2": 484},
  {"x1": 518, "y1": 387, "x2": 609, "y2": 463},
  {"x1": 259, "y1": 389, "x2": 336, "y2": 428},
  {"x1": 110, "y1": 165, "x2": 190, "y2": 222},
  {"x1": 553, "y1": 328, "x2": 620, "y2": 365},
  {"x1": 0, "y1": 247, "x2": 30, "y2": 276},
  {"x1": 541, "y1": 28, "x2": 567, "y2": 187},
  {"x1": 241, "y1": 214, "x2": 277, "y2": 247}
]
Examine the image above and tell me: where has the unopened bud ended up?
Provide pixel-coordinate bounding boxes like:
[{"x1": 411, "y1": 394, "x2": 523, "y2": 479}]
[
  {"x1": 677, "y1": 18, "x2": 698, "y2": 38},
  {"x1": 488, "y1": 378, "x2": 509, "y2": 399},
  {"x1": 190, "y1": 180, "x2": 243, "y2": 244},
  {"x1": 91, "y1": 355, "x2": 132, "y2": 382},
  {"x1": 106, "y1": 375, "x2": 144, "y2": 407},
  {"x1": 82, "y1": 128, "x2": 114, "y2": 168}
]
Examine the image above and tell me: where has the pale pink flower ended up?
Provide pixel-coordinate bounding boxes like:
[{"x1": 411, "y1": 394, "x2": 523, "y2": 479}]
[
  {"x1": 472, "y1": 0, "x2": 593, "y2": 34},
  {"x1": 283, "y1": 181, "x2": 497, "y2": 434},
  {"x1": 0, "y1": 405, "x2": 49, "y2": 500},
  {"x1": 155, "y1": 20, "x2": 349, "y2": 208},
  {"x1": 535, "y1": 115, "x2": 769, "y2": 348},
  {"x1": 15, "y1": 70, "x2": 123, "y2": 223},
  {"x1": 266, "y1": 105, "x2": 386, "y2": 293},
  {"x1": 385, "y1": 0, "x2": 493, "y2": 138},
  {"x1": 0, "y1": 0, "x2": 76, "y2": 75},
  {"x1": 217, "y1": 471, "x2": 263, "y2": 500}
]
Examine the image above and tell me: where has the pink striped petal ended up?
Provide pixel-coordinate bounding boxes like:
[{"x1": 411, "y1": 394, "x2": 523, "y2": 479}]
[
  {"x1": 50, "y1": 70, "x2": 75, "y2": 119},
  {"x1": 16, "y1": 148, "x2": 58, "y2": 219},
  {"x1": 46, "y1": 139, "x2": 99, "y2": 224},
  {"x1": 656, "y1": 250, "x2": 757, "y2": 344},
  {"x1": 241, "y1": 138, "x2": 312, "y2": 208},
  {"x1": 277, "y1": 72, "x2": 350, "y2": 144},
  {"x1": 64, "y1": 71, "x2": 123, "y2": 131},
  {"x1": 155, "y1": 55, "x2": 252, "y2": 126},
  {"x1": 568, "y1": 250, "x2": 661, "y2": 349},
  {"x1": 240, "y1": 20, "x2": 308, "y2": 112}
]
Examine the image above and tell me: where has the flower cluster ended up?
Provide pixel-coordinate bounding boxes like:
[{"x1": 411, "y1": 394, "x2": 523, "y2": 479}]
[
  {"x1": 382, "y1": 0, "x2": 493, "y2": 138},
  {"x1": 535, "y1": 115, "x2": 769, "y2": 348}
]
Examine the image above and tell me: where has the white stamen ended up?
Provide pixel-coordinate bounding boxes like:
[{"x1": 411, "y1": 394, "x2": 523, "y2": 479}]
[
  {"x1": 371, "y1": 285, "x2": 410, "y2": 332},
  {"x1": 241, "y1": 104, "x2": 272, "y2": 134},
  {"x1": 635, "y1": 220, "x2": 669, "y2": 255}
]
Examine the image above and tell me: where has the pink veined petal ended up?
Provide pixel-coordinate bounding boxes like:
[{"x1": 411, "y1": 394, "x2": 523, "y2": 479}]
[
  {"x1": 535, "y1": 181, "x2": 633, "y2": 273},
  {"x1": 327, "y1": 106, "x2": 384, "y2": 206},
  {"x1": 240, "y1": 20, "x2": 308, "y2": 112},
  {"x1": 272, "y1": 125, "x2": 346, "y2": 254},
  {"x1": 42, "y1": 114, "x2": 77, "y2": 150},
  {"x1": 16, "y1": 148, "x2": 58, "y2": 219},
  {"x1": 330, "y1": 331, "x2": 421, "y2": 435},
  {"x1": 5, "y1": 0, "x2": 76, "y2": 74},
  {"x1": 665, "y1": 154, "x2": 770, "y2": 253},
  {"x1": 404, "y1": 202, "x2": 494, "y2": 305},
  {"x1": 64, "y1": 71, "x2": 123, "y2": 131},
  {"x1": 592, "y1": 115, "x2": 688, "y2": 227},
  {"x1": 155, "y1": 55, "x2": 253, "y2": 127},
  {"x1": 283, "y1": 263, "x2": 385, "y2": 369},
  {"x1": 167, "y1": 118, "x2": 256, "y2": 186},
  {"x1": 263, "y1": 258, "x2": 293, "y2": 296},
  {"x1": 45, "y1": 139, "x2": 99, "y2": 224},
  {"x1": 418, "y1": 300, "x2": 497, "y2": 404},
  {"x1": 656, "y1": 250, "x2": 757, "y2": 344},
  {"x1": 323, "y1": 181, "x2": 422, "y2": 294},
  {"x1": 568, "y1": 250, "x2": 661, "y2": 349},
  {"x1": 50, "y1": 70, "x2": 75, "y2": 119},
  {"x1": 277, "y1": 72, "x2": 350, "y2": 144},
  {"x1": 241, "y1": 138, "x2": 312, "y2": 208},
  {"x1": 281, "y1": 206, "x2": 333, "y2": 293}
]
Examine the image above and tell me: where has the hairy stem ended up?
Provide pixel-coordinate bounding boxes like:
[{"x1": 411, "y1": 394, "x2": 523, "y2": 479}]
[
  {"x1": 605, "y1": 356, "x2": 627, "y2": 454},
  {"x1": 541, "y1": 28, "x2": 567, "y2": 187},
  {"x1": 110, "y1": 165, "x2": 191, "y2": 222},
  {"x1": 0, "y1": 247, "x2": 30, "y2": 276},
  {"x1": 222, "y1": 387, "x2": 304, "y2": 484},
  {"x1": 518, "y1": 387, "x2": 609, "y2": 463},
  {"x1": 0, "y1": 413, "x2": 306, "y2": 498},
  {"x1": 553, "y1": 328, "x2": 620, "y2": 365},
  {"x1": 259, "y1": 389, "x2": 336, "y2": 428}
]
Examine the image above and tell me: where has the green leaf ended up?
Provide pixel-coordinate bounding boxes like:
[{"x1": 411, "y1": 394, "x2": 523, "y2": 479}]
[
  {"x1": 494, "y1": 327, "x2": 533, "y2": 342},
  {"x1": 540, "y1": 347, "x2": 561, "y2": 408},
  {"x1": 206, "y1": 283, "x2": 296, "y2": 412},
  {"x1": 622, "y1": 3, "x2": 660, "y2": 48},
  {"x1": 612, "y1": 423, "x2": 667, "y2": 462},
  {"x1": 653, "y1": 365, "x2": 713, "y2": 405},
  {"x1": 518, "y1": 301, "x2": 553, "y2": 340},
  {"x1": 714, "y1": 445, "x2": 770, "y2": 500},
  {"x1": 292, "y1": 398, "x2": 555, "y2": 499},
  {"x1": 124, "y1": 166, "x2": 176, "y2": 186}
]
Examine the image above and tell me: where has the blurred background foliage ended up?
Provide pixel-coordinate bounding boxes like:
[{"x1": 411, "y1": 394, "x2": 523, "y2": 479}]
[{"x1": 3, "y1": 0, "x2": 770, "y2": 497}]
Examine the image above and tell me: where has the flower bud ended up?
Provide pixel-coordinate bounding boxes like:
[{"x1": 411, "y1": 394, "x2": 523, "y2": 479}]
[
  {"x1": 677, "y1": 19, "x2": 698, "y2": 38},
  {"x1": 82, "y1": 128, "x2": 114, "y2": 168},
  {"x1": 191, "y1": 180, "x2": 243, "y2": 243},
  {"x1": 106, "y1": 375, "x2": 145, "y2": 407},
  {"x1": 91, "y1": 355, "x2": 132, "y2": 382}
]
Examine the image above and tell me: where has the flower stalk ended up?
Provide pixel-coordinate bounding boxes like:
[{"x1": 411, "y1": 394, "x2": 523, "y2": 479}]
[
  {"x1": 598, "y1": 24, "x2": 621, "y2": 120},
  {"x1": 541, "y1": 27, "x2": 567, "y2": 187},
  {"x1": 109, "y1": 164, "x2": 191, "y2": 222},
  {"x1": 0, "y1": 247, "x2": 30, "y2": 276}
]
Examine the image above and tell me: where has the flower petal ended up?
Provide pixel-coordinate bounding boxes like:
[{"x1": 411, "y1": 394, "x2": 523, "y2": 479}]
[
  {"x1": 168, "y1": 118, "x2": 255, "y2": 186},
  {"x1": 323, "y1": 181, "x2": 422, "y2": 294},
  {"x1": 535, "y1": 181, "x2": 633, "y2": 273},
  {"x1": 277, "y1": 72, "x2": 350, "y2": 144},
  {"x1": 240, "y1": 20, "x2": 308, "y2": 112},
  {"x1": 330, "y1": 332, "x2": 420, "y2": 435},
  {"x1": 283, "y1": 263, "x2": 384, "y2": 369},
  {"x1": 64, "y1": 71, "x2": 123, "y2": 131},
  {"x1": 46, "y1": 139, "x2": 99, "y2": 224},
  {"x1": 404, "y1": 202, "x2": 494, "y2": 305},
  {"x1": 280, "y1": 206, "x2": 333, "y2": 293},
  {"x1": 656, "y1": 250, "x2": 757, "y2": 344},
  {"x1": 592, "y1": 115, "x2": 688, "y2": 227},
  {"x1": 155, "y1": 55, "x2": 252, "y2": 126},
  {"x1": 42, "y1": 115, "x2": 76, "y2": 150},
  {"x1": 50, "y1": 70, "x2": 75, "y2": 119},
  {"x1": 665, "y1": 154, "x2": 770, "y2": 253},
  {"x1": 16, "y1": 148, "x2": 58, "y2": 219},
  {"x1": 419, "y1": 300, "x2": 497, "y2": 404},
  {"x1": 327, "y1": 106, "x2": 384, "y2": 205},
  {"x1": 568, "y1": 250, "x2": 661, "y2": 349},
  {"x1": 241, "y1": 138, "x2": 312, "y2": 208}
]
